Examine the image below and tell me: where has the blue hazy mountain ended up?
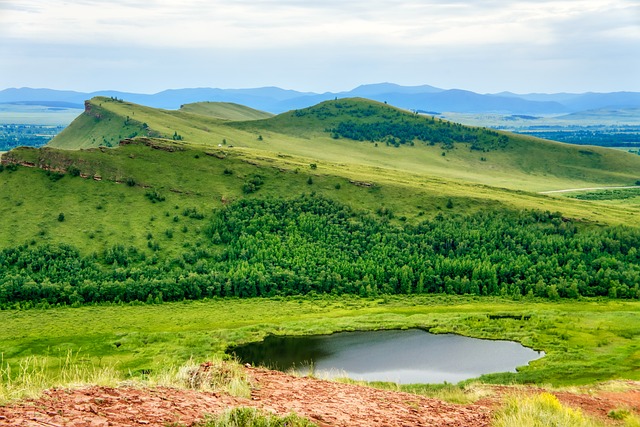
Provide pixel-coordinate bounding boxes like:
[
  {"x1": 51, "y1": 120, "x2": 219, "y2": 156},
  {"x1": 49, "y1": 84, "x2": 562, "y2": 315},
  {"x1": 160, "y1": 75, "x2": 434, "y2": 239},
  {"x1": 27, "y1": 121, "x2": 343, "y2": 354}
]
[{"x1": 1, "y1": 84, "x2": 639, "y2": 114}]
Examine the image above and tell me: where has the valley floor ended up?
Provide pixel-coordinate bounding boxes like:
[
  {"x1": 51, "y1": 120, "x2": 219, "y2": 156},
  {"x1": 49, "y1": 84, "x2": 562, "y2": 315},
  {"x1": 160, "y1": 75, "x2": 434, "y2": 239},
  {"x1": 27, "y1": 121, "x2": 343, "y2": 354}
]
[{"x1": 1, "y1": 366, "x2": 638, "y2": 427}]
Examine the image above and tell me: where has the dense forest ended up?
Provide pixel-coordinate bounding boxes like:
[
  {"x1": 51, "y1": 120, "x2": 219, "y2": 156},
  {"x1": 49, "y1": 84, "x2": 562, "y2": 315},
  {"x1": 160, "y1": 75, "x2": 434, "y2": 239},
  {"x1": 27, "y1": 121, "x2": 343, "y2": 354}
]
[
  {"x1": 330, "y1": 118, "x2": 508, "y2": 150},
  {"x1": 1, "y1": 195, "x2": 639, "y2": 309},
  {"x1": 264, "y1": 100, "x2": 510, "y2": 150}
]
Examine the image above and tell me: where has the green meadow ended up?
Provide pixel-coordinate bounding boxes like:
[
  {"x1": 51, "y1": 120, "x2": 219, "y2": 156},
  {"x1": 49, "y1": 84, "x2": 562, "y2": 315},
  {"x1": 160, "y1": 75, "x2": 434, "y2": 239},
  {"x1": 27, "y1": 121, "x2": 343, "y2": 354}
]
[
  {"x1": 2, "y1": 97, "x2": 640, "y2": 405},
  {"x1": 1, "y1": 296, "x2": 639, "y2": 390}
]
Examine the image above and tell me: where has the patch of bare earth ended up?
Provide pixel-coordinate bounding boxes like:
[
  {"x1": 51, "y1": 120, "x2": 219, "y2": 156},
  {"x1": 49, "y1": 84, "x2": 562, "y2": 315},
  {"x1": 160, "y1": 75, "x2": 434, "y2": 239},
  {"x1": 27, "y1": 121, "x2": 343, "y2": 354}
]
[
  {"x1": 555, "y1": 383, "x2": 640, "y2": 421},
  {"x1": 478, "y1": 381, "x2": 640, "y2": 423},
  {"x1": 1, "y1": 367, "x2": 638, "y2": 427}
]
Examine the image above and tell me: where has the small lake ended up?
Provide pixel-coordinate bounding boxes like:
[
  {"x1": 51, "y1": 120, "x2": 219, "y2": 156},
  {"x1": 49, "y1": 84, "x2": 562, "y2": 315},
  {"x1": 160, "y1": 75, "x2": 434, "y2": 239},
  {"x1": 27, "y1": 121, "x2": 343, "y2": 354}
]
[{"x1": 230, "y1": 329, "x2": 543, "y2": 384}]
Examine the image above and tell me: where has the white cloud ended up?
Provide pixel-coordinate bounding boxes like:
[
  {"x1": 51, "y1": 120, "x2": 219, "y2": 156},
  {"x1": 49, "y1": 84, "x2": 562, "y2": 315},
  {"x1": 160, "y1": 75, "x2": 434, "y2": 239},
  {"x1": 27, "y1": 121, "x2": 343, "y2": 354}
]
[{"x1": 1, "y1": 0, "x2": 638, "y2": 92}]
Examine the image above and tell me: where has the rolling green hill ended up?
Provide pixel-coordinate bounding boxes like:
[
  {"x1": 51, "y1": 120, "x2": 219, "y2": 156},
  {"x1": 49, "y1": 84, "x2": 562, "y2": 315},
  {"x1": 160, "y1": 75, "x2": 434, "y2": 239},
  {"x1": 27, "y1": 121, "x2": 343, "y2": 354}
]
[
  {"x1": 46, "y1": 96, "x2": 640, "y2": 192},
  {"x1": 2, "y1": 95, "x2": 640, "y2": 306}
]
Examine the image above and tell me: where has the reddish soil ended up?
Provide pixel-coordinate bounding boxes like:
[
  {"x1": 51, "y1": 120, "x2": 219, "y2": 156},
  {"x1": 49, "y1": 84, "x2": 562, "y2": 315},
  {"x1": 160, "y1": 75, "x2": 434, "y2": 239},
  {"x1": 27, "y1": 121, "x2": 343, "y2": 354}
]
[{"x1": 0, "y1": 366, "x2": 638, "y2": 427}]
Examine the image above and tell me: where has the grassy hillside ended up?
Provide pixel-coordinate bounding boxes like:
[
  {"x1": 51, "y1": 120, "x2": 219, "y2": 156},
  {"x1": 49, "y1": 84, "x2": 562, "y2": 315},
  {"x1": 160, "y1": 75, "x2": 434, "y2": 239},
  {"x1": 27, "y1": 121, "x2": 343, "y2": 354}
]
[
  {"x1": 48, "y1": 97, "x2": 640, "y2": 193},
  {"x1": 48, "y1": 97, "x2": 259, "y2": 150},
  {"x1": 179, "y1": 101, "x2": 273, "y2": 120},
  {"x1": 2, "y1": 138, "x2": 640, "y2": 261},
  {"x1": 232, "y1": 98, "x2": 640, "y2": 191},
  {"x1": 1, "y1": 96, "x2": 638, "y2": 256}
]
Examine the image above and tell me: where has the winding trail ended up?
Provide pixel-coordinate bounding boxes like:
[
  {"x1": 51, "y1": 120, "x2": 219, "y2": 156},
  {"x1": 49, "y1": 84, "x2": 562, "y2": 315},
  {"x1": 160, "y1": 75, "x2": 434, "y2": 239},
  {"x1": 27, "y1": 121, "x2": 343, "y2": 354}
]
[{"x1": 540, "y1": 185, "x2": 640, "y2": 194}]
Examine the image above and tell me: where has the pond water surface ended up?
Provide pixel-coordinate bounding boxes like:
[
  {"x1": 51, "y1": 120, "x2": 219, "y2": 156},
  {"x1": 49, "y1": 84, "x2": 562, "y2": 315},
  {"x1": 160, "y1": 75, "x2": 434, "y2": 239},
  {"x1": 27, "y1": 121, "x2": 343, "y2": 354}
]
[{"x1": 231, "y1": 329, "x2": 543, "y2": 384}]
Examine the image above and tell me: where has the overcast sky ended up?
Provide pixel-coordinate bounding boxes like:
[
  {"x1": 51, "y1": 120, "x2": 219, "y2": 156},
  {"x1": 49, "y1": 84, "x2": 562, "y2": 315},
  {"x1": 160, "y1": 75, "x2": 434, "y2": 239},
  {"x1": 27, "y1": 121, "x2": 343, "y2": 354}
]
[{"x1": 1, "y1": 0, "x2": 639, "y2": 94}]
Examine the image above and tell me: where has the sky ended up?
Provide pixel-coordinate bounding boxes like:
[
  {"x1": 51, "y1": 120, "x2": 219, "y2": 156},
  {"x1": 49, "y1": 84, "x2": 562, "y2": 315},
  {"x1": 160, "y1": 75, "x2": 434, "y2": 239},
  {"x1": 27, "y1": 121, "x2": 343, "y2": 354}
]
[{"x1": 1, "y1": 0, "x2": 639, "y2": 94}]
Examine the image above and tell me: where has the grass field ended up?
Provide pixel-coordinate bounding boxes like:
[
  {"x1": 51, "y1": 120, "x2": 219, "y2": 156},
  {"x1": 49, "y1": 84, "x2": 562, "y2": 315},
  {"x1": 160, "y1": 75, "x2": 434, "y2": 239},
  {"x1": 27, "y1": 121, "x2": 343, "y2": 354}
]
[
  {"x1": 3, "y1": 98, "x2": 640, "y2": 406},
  {"x1": 1, "y1": 296, "x2": 639, "y2": 393},
  {"x1": 47, "y1": 97, "x2": 640, "y2": 193},
  {"x1": 3, "y1": 140, "x2": 640, "y2": 256},
  {"x1": 5, "y1": 97, "x2": 640, "y2": 256}
]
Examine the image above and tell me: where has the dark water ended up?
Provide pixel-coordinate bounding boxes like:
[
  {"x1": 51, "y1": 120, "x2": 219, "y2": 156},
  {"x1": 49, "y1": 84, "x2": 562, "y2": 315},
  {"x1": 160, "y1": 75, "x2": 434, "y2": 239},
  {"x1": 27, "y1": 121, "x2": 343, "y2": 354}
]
[{"x1": 230, "y1": 329, "x2": 543, "y2": 384}]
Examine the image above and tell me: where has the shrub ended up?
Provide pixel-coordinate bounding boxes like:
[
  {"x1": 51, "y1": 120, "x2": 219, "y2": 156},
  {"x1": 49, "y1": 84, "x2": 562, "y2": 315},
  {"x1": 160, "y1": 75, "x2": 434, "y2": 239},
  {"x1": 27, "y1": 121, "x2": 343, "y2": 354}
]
[
  {"x1": 200, "y1": 407, "x2": 317, "y2": 427},
  {"x1": 162, "y1": 358, "x2": 253, "y2": 399},
  {"x1": 242, "y1": 175, "x2": 264, "y2": 194},
  {"x1": 46, "y1": 171, "x2": 64, "y2": 182},
  {"x1": 183, "y1": 207, "x2": 205, "y2": 220},
  {"x1": 145, "y1": 190, "x2": 166, "y2": 203}
]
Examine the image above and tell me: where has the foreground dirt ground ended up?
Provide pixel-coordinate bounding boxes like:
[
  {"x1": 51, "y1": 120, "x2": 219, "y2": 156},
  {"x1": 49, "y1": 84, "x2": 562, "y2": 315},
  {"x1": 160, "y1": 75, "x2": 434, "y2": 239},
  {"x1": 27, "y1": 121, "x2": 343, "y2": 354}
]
[{"x1": 1, "y1": 366, "x2": 638, "y2": 427}]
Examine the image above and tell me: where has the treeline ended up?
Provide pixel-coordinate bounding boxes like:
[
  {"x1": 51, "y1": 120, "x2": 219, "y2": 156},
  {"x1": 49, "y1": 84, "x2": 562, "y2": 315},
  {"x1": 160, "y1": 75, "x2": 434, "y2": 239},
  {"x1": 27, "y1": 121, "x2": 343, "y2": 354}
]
[
  {"x1": 1, "y1": 195, "x2": 640, "y2": 309},
  {"x1": 290, "y1": 100, "x2": 508, "y2": 150},
  {"x1": 515, "y1": 130, "x2": 640, "y2": 147}
]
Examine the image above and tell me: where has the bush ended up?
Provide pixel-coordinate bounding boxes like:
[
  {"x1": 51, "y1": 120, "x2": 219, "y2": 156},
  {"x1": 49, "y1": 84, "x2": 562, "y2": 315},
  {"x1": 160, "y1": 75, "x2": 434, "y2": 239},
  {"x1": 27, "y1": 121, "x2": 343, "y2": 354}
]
[
  {"x1": 46, "y1": 171, "x2": 64, "y2": 182},
  {"x1": 182, "y1": 207, "x2": 205, "y2": 220},
  {"x1": 493, "y1": 393, "x2": 600, "y2": 427},
  {"x1": 145, "y1": 190, "x2": 166, "y2": 203},
  {"x1": 242, "y1": 175, "x2": 264, "y2": 194}
]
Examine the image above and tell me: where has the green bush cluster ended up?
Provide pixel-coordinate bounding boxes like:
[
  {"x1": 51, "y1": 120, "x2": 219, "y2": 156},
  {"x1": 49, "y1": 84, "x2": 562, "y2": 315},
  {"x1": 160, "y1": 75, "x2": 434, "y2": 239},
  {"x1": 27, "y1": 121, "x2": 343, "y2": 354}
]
[{"x1": 331, "y1": 119, "x2": 507, "y2": 149}]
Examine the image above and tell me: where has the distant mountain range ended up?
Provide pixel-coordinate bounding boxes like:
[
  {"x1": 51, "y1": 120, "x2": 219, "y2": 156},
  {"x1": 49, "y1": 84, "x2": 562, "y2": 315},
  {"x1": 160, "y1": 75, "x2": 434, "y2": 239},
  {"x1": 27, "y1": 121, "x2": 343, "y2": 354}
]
[{"x1": 2, "y1": 83, "x2": 640, "y2": 115}]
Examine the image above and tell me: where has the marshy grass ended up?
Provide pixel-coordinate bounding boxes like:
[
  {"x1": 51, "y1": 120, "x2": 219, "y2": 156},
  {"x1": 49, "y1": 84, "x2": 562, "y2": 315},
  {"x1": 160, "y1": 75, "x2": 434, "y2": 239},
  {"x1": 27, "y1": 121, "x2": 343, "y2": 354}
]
[
  {"x1": 0, "y1": 351, "x2": 120, "y2": 404},
  {"x1": 0, "y1": 352, "x2": 253, "y2": 404}
]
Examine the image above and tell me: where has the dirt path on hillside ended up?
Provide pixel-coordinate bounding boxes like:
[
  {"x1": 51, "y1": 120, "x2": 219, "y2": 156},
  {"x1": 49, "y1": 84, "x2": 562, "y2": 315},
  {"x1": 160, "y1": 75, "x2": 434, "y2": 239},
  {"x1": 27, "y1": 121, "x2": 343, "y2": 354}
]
[
  {"x1": 0, "y1": 367, "x2": 638, "y2": 427},
  {"x1": 540, "y1": 185, "x2": 640, "y2": 194}
]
